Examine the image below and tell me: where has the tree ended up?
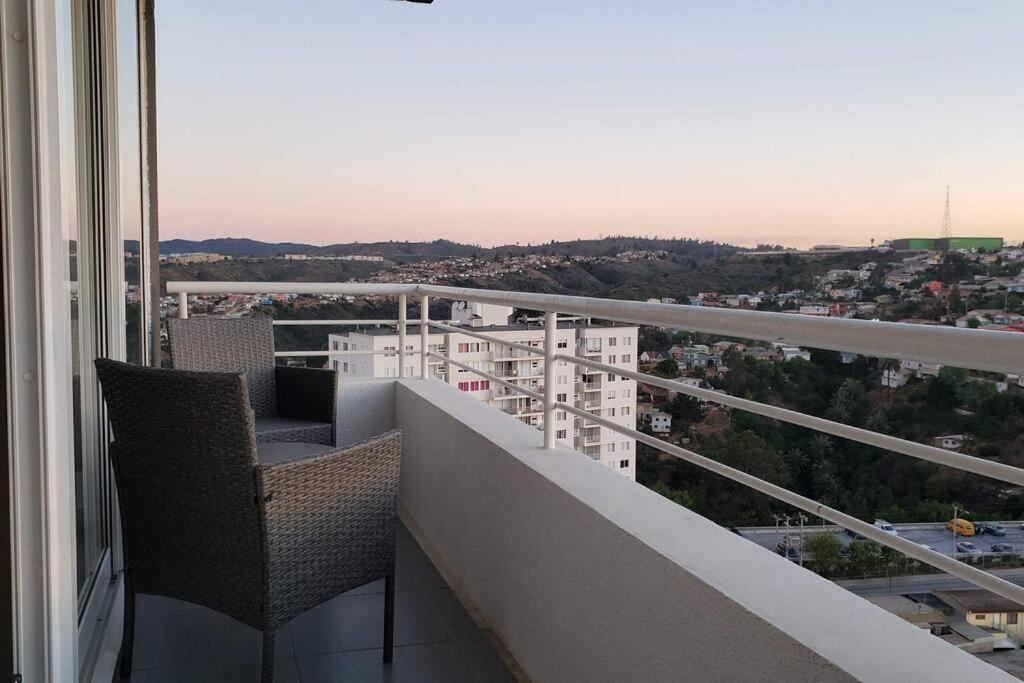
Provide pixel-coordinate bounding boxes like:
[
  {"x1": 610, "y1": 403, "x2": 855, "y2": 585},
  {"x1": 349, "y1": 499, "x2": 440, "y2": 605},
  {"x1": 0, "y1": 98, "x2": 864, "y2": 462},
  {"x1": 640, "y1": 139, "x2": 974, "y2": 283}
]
[
  {"x1": 652, "y1": 481, "x2": 695, "y2": 509},
  {"x1": 805, "y1": 533, "x2": 845, "y2": 577},
  {"x1": 847, "y1": 541, "x2": 880, "y2": 578},
  {"x1": 654, "y1": 358, "x2": 681, "y2": 378}
]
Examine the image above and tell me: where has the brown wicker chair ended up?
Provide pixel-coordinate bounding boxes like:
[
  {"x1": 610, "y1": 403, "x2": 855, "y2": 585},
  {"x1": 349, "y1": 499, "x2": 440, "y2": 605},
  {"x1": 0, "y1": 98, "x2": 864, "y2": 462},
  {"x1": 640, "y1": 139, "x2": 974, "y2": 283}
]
[
  {"x1": 95, "y1": 359, "x2": 401, "y2": 682},
  {"x1": 167, "y1": 317, "x2": 337, "y2": 444}
]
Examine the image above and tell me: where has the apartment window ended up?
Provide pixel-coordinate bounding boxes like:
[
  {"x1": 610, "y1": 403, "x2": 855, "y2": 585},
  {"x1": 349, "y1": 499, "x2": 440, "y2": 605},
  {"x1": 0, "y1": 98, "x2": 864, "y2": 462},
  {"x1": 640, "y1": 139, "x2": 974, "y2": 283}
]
[
  {"x1": 622, "y1": 354, "x2": 631, "y2": 363},
  {"x1": 556, "y1": 429, "x2": 567, "y2": 439},
  {"x1": 470, "y1": 381, "x2": 481, "y2": 391},
  {"x1": 458, "y1": 343, "x2": 469, "y2": 353},
  {"x1": 557, "y1": 359, "x2": 567, "y2": 367},
  {"x1": 608, "y1": 407, "x2": 616, "y2": 417},
  {"x1": 622, "y1": 407, "x2": 631, "y2": 416},
  {"x1": 607, "y1": 390, "x2": 616, "y2": 399},
  {"x1": 1009, "y1": 613, "x2": 1020, "y2": 625},
  {"x1": 619, "y1": 460, "x2": 630, "y2": 469},
  {"x1": 556, "y1": 410, "x2": 567, "y2": 420},
  {"x1": 557, "y1": 393, "x2": 568, "y2": 403},
  {"x1": 343, "y1": 362, "x2": 349, "y2": 373},
  {"x1": 608, "y1": 337, "x2": 617, "y2": 346},
  {"x1": 343, "y1": 342, "x2": 350, "y2": 351},
  {"x1": 405, "y1": 344, "x2": 414, "y2": 351},
  {"x1": 623, "y1": 388, "x2": 631, "y2": 398},
  {"x1": 383, "y1": 345, "x2": 396, "y2": 351},
  {"x1": 623, "y1": 336, "x2": 632, "y2": 345},
  {"x1": 607, "y1": 374, "x2": 616, "y2": 382},
  {"x1": 557, "y1": 375, "x2": 568, "y2": 385},
  {"x1": 557, "y1": 339, "x2": 568, "y2": 349},
  {"x1": 608, "y1": 355, "x2": 617, "y2": 364},
  {"x1": 608, "y1": 442, "x2": 617, "y2": 452},
  {"x1": 332, "y1": 340, "x2": 340, "y2": 350},
  {"x1": 406, "y1": 365, "x2": 415, "y2": 376},
  {"x1": 622, "y1": 441, "x2": 631, "y2": 450},
  {"x1": 333, "y1": 360, "x2": 340, "y2": 370},
  {"x1": 458, "y1": 381, "x2": 470, "y2": 391},
  {"x1": 385, "y1": 368, "x2": 397, "y2": 377}
]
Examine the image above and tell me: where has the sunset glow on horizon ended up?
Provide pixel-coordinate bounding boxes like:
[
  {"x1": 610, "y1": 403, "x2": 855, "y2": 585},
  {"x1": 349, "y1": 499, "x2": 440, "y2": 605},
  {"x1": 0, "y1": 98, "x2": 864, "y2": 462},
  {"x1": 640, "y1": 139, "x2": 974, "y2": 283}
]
[{"x1": 157, "y1": 1, "x2": 1024, "y2": 249}]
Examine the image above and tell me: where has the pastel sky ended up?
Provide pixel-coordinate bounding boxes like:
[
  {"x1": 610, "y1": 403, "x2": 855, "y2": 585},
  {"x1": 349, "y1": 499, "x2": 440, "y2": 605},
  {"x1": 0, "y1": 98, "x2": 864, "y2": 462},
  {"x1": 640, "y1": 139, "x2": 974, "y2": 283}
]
[{"x1": 155, "y1": 1, "x2": 1024, "y2": 248}]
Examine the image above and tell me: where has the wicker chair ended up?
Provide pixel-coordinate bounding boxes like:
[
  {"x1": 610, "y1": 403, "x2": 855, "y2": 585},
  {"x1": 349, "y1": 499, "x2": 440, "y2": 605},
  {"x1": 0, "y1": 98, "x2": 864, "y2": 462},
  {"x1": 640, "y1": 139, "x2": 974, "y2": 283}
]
[
  {"x1": 167, "y1": 317, "x2": 337, "y2": 445},
  {"x1": 95, "y1": 359, "x2": 401, "y2": 682}
]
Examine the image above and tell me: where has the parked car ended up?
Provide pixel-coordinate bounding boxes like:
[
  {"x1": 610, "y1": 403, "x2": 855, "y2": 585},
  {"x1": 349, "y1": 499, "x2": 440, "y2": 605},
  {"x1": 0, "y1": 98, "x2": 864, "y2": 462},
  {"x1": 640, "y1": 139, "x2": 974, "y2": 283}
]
[
  {"x1": 873, "y1": 519, "x2": 899, "y2": 535},
  {"x1": 955, "y1": 541, "x2": 982, "y2": 555},
  {"x1": 977, "y1": 522, "x2": 1007, "y2": 536},
  {"x1": 946, "y1": 518, "x2": 975, "y2": 537},
  {"x1": 991, "y1": 543, "x2": 1014, "y2": 553}
]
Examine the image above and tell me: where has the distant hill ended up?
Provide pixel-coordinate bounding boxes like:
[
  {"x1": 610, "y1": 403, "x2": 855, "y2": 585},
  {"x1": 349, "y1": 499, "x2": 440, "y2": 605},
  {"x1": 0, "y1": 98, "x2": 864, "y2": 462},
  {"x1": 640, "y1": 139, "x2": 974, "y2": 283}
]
[{"x1": 125, "y1": 236, "x2": 744, "y2": 261}]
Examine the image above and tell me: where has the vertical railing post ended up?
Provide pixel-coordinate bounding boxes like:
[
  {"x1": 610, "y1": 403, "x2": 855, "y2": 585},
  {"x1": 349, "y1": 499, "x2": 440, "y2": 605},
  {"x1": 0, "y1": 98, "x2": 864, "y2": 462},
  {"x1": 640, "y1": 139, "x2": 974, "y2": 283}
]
[
  {"x1": 543, "y1": 310, "x2": 557, "y2": 449},
  {"x1": 398, "y1": 293, "x2": 407, "y2": 378},
  {"x1": 420, "y1": 294, "x2": 430, "y2": 379},
  {"x1": 178, "y1": 291, "x2": 188, "y2": 319}
]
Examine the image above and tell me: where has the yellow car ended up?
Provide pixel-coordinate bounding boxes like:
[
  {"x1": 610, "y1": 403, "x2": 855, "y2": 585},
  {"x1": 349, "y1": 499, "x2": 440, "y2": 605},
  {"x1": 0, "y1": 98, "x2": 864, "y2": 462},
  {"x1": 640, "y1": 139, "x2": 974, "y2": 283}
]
[{"x1": 946, "y1": 518, "x2": 975, "y2": 537}]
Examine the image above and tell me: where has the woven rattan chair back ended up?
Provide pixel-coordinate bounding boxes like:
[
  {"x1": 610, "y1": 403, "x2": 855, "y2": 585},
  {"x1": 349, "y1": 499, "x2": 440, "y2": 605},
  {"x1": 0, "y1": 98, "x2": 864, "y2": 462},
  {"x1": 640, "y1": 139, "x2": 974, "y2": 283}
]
[
  {"x1": 167, "y1": 317, "x2": 278, "y2": 418},
  {"x1": 95, "y1": 359, "x2": 266, "y2": 629}
]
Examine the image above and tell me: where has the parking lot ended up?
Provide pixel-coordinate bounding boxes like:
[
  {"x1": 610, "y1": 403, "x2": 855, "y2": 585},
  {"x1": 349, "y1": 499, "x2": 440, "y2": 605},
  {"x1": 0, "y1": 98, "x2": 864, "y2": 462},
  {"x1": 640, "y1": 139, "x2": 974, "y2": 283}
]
[{"x1": 738, "y1": 521, "x2": 1024, "y2": 558}]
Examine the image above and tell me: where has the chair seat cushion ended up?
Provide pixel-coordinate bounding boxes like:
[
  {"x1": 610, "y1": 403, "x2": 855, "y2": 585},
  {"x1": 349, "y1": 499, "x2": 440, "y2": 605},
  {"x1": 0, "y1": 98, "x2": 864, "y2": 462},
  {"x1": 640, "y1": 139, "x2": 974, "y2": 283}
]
[
  {"x1": 255, "y1": 416, "x2": 333, "y2": 445},
  {"x1": 256, "y1": 441, "x2": 335, "y2": 465}
]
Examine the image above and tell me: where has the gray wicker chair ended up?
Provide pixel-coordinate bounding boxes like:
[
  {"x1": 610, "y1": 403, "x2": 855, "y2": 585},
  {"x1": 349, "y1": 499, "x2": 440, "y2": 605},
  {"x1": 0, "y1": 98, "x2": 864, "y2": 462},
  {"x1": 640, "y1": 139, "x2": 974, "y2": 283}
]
[
  {"x1": 167, "y1": 317, "x2": 337, "y2": 444},
  {"x1": 95, "y1": 358, "x2": 401, "y2": 682}
]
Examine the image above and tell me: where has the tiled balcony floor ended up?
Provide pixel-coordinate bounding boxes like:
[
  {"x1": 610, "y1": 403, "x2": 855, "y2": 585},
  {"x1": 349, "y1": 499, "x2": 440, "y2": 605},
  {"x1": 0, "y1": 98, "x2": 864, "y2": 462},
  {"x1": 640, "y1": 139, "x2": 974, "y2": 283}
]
[{"x1": 123, "y1": 523, "x2": 517, "y2": 682}]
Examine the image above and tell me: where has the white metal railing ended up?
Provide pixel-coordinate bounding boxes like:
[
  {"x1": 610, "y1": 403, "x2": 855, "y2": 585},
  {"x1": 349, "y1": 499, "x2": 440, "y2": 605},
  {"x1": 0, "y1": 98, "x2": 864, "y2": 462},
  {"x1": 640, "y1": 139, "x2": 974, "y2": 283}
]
[{"x1": 167, "y1": 280, "x2": 1024, "y2": 607}]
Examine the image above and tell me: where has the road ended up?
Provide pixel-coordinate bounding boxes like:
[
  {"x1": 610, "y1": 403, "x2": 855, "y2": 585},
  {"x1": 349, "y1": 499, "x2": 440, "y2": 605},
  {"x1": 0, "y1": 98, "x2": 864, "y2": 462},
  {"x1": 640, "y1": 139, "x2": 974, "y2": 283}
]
[
  {"x1": 738, "y1": 520, "x2": 1024, "y2": 557},
  {"x1": 837, "y1": 567, "x2": 1024, "y2": 597}
]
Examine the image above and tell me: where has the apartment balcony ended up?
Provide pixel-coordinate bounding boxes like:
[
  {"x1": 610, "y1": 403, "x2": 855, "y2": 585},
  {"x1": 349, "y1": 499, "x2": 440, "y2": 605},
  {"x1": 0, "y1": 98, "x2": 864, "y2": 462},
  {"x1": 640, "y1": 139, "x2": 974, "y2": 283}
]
[
  {"x1": 583, "y1": 398, "x2": 602, "y2": 409},
  {"x1": 582, "y1": 381, "x2": 602, "y2": 392},
  {"x1": 491, "y1": 348, "x2": 541, "y2": 362},
  {"x1": 156, "y1": 281, "x2": 1024, "y2": 681}
]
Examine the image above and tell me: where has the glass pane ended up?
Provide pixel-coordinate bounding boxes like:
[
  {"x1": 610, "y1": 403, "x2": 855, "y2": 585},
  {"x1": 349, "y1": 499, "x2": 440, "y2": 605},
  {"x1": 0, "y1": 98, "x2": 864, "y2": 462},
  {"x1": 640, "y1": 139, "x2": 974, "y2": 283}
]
[{"x1": 118, "y1": 0, "x2": 143, "y2": 364}]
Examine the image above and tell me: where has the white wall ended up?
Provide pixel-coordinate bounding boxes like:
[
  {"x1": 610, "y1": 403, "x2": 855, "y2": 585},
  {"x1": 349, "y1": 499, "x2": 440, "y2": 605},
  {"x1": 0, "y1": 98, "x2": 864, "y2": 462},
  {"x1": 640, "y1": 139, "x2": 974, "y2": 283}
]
[{"x1": 387, "y1": 378, "x2": 1011, "y2": 683}]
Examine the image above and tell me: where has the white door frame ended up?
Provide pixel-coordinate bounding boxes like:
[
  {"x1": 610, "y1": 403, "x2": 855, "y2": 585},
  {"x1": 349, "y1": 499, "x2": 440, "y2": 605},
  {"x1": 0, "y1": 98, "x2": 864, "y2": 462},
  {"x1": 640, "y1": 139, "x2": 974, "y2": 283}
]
[{"x1": 2, "y1": 0, "x2": 91, "y2": 679}]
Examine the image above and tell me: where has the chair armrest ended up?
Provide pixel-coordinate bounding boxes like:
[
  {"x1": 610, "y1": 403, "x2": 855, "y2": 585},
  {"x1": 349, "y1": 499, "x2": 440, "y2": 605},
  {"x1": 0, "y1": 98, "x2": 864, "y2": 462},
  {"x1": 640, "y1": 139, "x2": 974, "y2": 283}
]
[
  {"x1": 275, "y1": 365, "x2": 337, "y2": 424},
  {"x1": 256, "y1": 430, "x2": 402, "y2": 626}
]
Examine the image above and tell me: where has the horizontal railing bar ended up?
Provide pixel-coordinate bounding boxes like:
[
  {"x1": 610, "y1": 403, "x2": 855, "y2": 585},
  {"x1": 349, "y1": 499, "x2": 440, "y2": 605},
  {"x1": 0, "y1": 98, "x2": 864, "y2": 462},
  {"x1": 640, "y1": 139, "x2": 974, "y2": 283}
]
[
  {"x1": 275, "y1": 350, "x2": 419, "y2": 357},
  {"x1": 428, "y1": 321, "x2": 543, "y2": 356},
  {"x1": 554, "y1": 400, "x2": 1024, "y2": 608},
  {"x1": 420, "y1": 284, "x2": 1024, "y2": 375},
  {"x1": 427, "y1": 352, "x2": 545, "y2": 402},
  {"x1": 272, "y1": 319, "x2": 398, "y2": 326},
  {"x1": 167, "y1": 282, "x2": 418, "y2": 296},
  {"x1": 168, "y1": 280, "x2": 1024, "y2": 374},
  {"x1": 558, "y1": 354, "x2": 1024, "y2": 488}
]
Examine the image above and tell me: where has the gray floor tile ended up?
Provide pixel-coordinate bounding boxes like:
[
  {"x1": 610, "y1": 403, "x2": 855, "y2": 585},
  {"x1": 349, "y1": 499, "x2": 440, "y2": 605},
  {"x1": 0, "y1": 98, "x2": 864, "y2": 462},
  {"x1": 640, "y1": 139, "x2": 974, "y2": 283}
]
[
  {"x1": 398, "y1": 544, "x2": 447, "y2": 589},
  {"x1": 396, "y1": 523, "x2": 418, "y2": 550},
  {"x1": 289, "y1": 589, "x2": 449, "y2": 656},
  {"x1": 456, "y1": 633, "x2": 518, "y2": 683},
  {"x1": 343, "y1": 561, "x2": 417, "y2": 595},
  {"x1": 128, "y1": 532, "x2": 512, "y2": 681},
  {"x1": 345, "y1": 642, "x2": 478, "y2": 683},
  {"x1": 289, "y1": 592, "x2": 386, "y2": 655},
  {"x1": 423, "y1": 589, "x2": 516, "y2": 682}
]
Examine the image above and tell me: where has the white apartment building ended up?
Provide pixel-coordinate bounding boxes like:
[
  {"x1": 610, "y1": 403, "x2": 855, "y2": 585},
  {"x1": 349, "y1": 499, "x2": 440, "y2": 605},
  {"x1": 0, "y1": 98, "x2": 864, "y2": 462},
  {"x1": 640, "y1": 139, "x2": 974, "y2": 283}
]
[{"x1": 329, "y1": 304, "x2": 639, "y2": 479}]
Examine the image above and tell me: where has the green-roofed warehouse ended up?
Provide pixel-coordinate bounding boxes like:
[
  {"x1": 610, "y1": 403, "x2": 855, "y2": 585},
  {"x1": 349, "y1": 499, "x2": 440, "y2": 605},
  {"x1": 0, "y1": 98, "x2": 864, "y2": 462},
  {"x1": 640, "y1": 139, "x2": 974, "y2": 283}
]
[{"x1": 892, "y1": 237, "x2": 1003, "y2": 252}]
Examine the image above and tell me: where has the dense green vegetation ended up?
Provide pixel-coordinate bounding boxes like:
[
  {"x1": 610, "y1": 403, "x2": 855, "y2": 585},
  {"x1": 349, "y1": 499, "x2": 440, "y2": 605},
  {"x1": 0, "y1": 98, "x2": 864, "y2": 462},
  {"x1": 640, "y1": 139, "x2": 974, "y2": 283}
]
[{"x1": 638, "y1": 351, "x2": 1024, "y2": 528}]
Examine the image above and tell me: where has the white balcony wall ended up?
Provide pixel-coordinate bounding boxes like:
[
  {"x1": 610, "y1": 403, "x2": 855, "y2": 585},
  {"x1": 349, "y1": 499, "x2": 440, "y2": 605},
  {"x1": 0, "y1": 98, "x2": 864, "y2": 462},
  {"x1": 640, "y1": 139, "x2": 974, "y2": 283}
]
[{"x1": 338, "y1": 378, "x2": 1009, "y2": 682}]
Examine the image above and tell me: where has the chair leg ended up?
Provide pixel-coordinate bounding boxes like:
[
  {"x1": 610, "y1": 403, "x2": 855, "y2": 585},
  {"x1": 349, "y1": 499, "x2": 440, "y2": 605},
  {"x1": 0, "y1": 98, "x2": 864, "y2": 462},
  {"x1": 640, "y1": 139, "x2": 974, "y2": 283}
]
[
  {"x1": 383, "y1": 573, "x2": 395, "y2": 663},
  {"x1": 118, "y1": 583, "x2": 136, "y2": 679},
  {"x1": 262, "y1": 631, "x2": 275, "y2": 683}
]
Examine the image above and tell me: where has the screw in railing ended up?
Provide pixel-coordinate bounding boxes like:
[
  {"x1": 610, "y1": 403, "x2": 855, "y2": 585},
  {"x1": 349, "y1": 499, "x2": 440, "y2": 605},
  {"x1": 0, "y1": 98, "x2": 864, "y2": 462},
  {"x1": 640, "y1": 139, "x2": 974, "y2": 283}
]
[
  {"x1": 398, "y1": 293, "x2": 407, "y2": 378},
  {"x1": 543, "y1": 310, "x2": 557, "y2": 449},
  {"x1": 420, "y1": 294, "x2": 430, "y2": 379}
]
